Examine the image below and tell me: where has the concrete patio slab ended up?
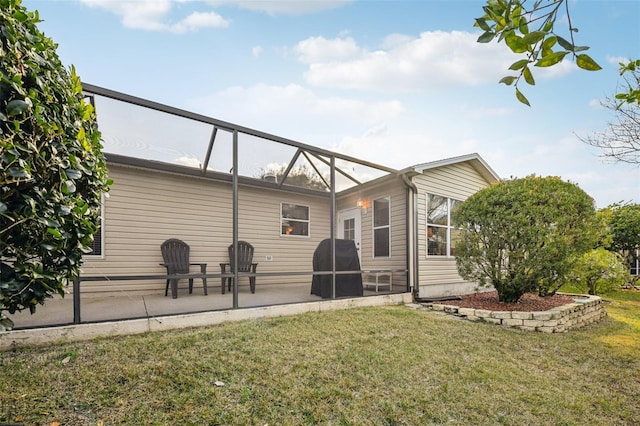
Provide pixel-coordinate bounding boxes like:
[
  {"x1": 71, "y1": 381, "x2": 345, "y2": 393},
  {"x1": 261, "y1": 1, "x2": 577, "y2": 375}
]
[
  {"x1": 1, "y1": 291, "x2": 413, "y2": 350},
  {"x1": 5, "y1": 283, "x2": 400, "y2": 329}
]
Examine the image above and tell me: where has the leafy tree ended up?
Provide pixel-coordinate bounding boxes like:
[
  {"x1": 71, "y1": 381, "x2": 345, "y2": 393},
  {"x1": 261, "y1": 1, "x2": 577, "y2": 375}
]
[
  {"x1": 476, "y1": 0, "x2": 640, "y2": 108},
  {"x1": 567, "y1": 248, "x2": 628, "y2": 295},
  {"x1": 454, "y1": 176, "x2": 597, "y2": 303},
  {"x1": 594, "y1": 207, "x2": 614, "y2": 249},
  {"x1": 0, "y1": 0, "x2": 111, "y2": 330},
  {"x1": 604, "y1": 203, "x2": 640, "y2": 252},
  {"x1": 258, "y1": 164, "x2": 327, "y2": 191},
  {"x1": 615, "y1": 59, "x2": 640, "y2": 106},
  {"x1": 579, "y1": 67, "x2": 640, "y2": 164},
  {"x1": 476, "y1": 1, "x2": 640, "y2": 166},
  {"x1": 603, "y1": 203, "x2": 640, "y2": 284},
  {"x1": 475, "y1": 0, "x2": 601, "y2": 106}
]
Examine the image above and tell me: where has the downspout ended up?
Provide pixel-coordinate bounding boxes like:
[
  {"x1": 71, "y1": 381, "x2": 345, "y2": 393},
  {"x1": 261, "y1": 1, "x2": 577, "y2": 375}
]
[
  {"x1": 400, "y1": 173, "x2": 420, "y2": 300},
  {"x1": 400, "y1": 172, "x2": 462, "y2": 303}
]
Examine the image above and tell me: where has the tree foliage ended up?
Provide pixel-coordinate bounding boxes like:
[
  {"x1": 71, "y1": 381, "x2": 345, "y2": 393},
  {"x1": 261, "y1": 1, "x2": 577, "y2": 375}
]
[
  {"x1": 475, "y1": 0, "x2": 601, "y2": 106},
  {"x1": 476, "y1": 1, "x2": 640, "y2": 159},
  {"x1": 596, "y1": 203, "x2": 640, "y2": 285},
  {"x1": 604, "y1": 203, "x2": 640, "y2": 253},
  {"x1": 579, "y1": 68, "x2": 640, "y2": 164},
  {"x1": 616, "y1": 59, "x2": 640, "y2": 106},
  {"x1": 594, "y1": 207, "x2": 614, "y2": 249},
  {"x1": 567, "y1": 248, "x2": 628, "y2": 295},
  {"x1": 454, "y1": 176, "x2": 597, "y2": 303},
  {"x1": 604, "y1": 203, "x2": 640, "y2": 275},
  {"x1": 0, "y1": 0, "x2": 111, "y2": 329},
  {"x1": 258, "y1": 164, "x2": 328, "y2": 191}
]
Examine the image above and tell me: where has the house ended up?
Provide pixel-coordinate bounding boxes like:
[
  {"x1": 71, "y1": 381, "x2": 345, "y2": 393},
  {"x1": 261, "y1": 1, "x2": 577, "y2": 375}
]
[{"x1": 79, "y1": 84, "x2": 500, "y2": 309}]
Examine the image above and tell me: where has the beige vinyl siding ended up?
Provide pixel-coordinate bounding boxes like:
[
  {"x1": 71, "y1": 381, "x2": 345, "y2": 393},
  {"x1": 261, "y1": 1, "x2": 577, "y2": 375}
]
[
  {"x1": 239, "y1": 192, "x2": 331, "y2": 281},
  {"x1": 337, "y1": 178, "x2": 408, "y2": 289},
  {"x1": 82, "y1": 164, "x2": 331, "y2": 294},
  {"x1": 414, "y1": 162, "x2": 494, "y2": 297}
]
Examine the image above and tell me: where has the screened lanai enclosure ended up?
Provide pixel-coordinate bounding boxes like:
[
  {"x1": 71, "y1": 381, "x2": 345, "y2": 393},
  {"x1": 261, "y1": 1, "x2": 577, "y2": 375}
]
[{"x1": 10, "y1": 84, "x2": 413, "y2": 329}]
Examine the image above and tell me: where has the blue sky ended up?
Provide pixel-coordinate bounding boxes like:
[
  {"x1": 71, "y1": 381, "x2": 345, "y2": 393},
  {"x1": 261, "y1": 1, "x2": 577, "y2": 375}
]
[{"x1": 24, "y1": 0, "x2": 640, "y2": 208}]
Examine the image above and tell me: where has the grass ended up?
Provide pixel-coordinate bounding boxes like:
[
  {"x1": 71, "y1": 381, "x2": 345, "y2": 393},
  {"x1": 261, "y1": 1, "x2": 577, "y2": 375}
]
[{"x1": 1, "y1": 291, "x2": 638, "y2": 425}]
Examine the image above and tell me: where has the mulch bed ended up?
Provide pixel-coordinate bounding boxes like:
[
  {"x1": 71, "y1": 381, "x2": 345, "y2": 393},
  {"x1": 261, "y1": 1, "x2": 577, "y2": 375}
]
[{"x1": 437, "y1": 291, "x2": 581, "y2": 312}]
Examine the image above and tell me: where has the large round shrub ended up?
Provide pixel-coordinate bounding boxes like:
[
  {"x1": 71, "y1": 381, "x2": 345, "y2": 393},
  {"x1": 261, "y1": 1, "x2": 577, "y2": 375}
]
[
  {"x1": 454, "y1": 176, "x2": 597, "y2": 303},
  {"x1": 0, "y1": 0, "x2": 110, "y2": 328}
]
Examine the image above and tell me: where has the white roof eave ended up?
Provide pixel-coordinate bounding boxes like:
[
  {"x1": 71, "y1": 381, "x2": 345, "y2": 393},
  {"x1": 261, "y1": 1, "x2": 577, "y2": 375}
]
[{"x1": 400, "y1": 152, "x2": 501, "y2": 183}]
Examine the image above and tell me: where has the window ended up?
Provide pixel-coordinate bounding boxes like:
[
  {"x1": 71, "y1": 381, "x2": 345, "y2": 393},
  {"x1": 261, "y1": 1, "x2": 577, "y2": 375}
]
[
  {"x1": 427, "y1": 194, "x2": 461, "y2": 257},
  {"x1": 281, "y1": 203, "x2": 309, "y2": 237},
  {"x1": 87, "y1": 227, "x2": 103, "y2": 256},
  {"x1": 86, "y1": 198, "x2": 105, "y2": 257},
  {"x1": 373, "y1": 197, "x2": 390, "y2": 257},
  {"x1": 343, "y1": 218, "x2": 355, "y2": 240},
  {"x1": 631, "y1": 252, "x2": 639, "y2": 276}
]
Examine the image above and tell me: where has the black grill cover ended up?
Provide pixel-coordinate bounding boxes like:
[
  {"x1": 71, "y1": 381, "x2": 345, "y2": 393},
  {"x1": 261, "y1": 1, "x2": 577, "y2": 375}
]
[{"x1": 311, "y1": 239, "x2": 363, "y2": 299}]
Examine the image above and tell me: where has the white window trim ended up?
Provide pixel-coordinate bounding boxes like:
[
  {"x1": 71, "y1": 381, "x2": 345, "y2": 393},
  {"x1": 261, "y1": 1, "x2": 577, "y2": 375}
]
[
  {"x1": 372, "y1": 196, "x2": 391, "y2": 258},
  {"x1": 280, "y1": 202, "x2": 310, "y2": 238},
  {"x1": 426, "y1": 195, "x2": 460, "y2": 258}
]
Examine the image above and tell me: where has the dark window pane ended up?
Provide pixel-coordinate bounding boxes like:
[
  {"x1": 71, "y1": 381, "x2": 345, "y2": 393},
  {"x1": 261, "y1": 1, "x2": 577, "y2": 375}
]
[
  {"x1": 88, "y1": 227, "x2": 102, "y2": 256},
  {"x1": 282, "y1": 220, "x2": 308, "y2": 236},
  {"x1": 450, "y1": 228, "x2": 462, "y2": 256},
  {"x1": 427, "y1": 194, "x2": 448, "y2": 226},
  {"x1": 282, "y1": 203, "x2": 310, "y2": 236},
  {"x1": 450, "y1": 199, "x2": 462, "y2": 227},
  {"x1": 374, "y1": 198, "x2": 389, "y2": 227},
  {"x1": 282, "y1": 203, "x2": 309, "y2": 220},
  {"x1": 374, "y1": 228, "x2": 390, "y2": 257},
  {"x1": 427, "y1": 226, "x2": 446, "y2": 256},
  {"x1": 343, "y1": 218, "x2": 355, "y2": 240}
]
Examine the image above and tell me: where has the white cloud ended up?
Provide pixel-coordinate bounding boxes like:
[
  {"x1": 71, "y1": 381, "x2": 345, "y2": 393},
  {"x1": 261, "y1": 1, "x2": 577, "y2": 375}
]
[
  {"x1": 293, "y1": 36, "x2": 362, "y2": 63},
  {"x1": 326, "y1": 119, "x2": 637, "y2": 209},
  {"x1": 607, "y1": 55, "x2": 630, "y2": 66},
  {"x1": 185, "y1": 83, "x2": 404, "y2": 140},
  {"x1": 458, "y1": 104, "x2": 513, "y2": 119},
  {"x1": 170, "y1": 11, "x2": 229, "y2": 32},
  {"x1": 204, "y1": 0, "x2": 352, "y2": 16},
  {"x1": 80, "y1": 0, "x2": 171, "y2": 30},
  {"x1": 531, "y1": 136, "x2": 582, "y2": 157},
  {"x1": 331, "y1": 127, "x2": 480, "y2": 171},
  {"x1": 362, "y1": 123, "x2": 387, "y2": 139},
  {"x1": 380, "y1": 33, "x2": 415, "y2": 50},
  {"x1": 588, "y1": 98, "x2": 604, "y2": 109},
  {"x1": 483, "y1": 133, "x2": 636, "y2": 208},
  {"x1": 80, "y1": 0, "x2": 229, "y2": 32},
  {"x1": 252, "y1": 46, "x2": 263, "y2": 57},
  {"x1": 293, "y1": 31, "x2": 574, "y2": 91},
  {"x1": 79, "y1": 0, "x2": 349, "y2": 31}
]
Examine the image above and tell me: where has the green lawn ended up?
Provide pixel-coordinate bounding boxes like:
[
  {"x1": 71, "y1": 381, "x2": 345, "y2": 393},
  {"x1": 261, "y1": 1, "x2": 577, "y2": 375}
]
[{"x1": 1, "y1": 290, "x2": 638, "y2": 426}]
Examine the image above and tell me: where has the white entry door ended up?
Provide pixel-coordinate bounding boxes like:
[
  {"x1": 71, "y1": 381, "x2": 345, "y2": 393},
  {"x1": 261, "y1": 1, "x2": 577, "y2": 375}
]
[{"x1": 337, "y1": 208, "x2": 362, "y2": 258}]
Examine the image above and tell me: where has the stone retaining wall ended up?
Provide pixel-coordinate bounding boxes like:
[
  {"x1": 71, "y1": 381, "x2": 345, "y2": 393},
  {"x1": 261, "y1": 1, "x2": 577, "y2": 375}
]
[{"x1": 422, "y1": 294, "x2": 606, "y2": 333}]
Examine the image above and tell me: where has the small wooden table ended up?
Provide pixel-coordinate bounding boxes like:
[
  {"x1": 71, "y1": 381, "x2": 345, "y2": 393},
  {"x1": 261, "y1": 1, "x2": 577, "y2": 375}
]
[{"x1": 362, "y1": 270, "x2": 392, "y2": 292}]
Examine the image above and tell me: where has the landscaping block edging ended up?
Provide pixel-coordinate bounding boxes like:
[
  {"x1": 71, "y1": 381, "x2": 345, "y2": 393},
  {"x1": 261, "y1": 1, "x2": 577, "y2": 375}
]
[{"x1": 421, "y1": 294, "x2": 606, "y2": 333}]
